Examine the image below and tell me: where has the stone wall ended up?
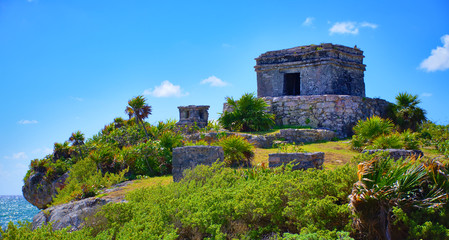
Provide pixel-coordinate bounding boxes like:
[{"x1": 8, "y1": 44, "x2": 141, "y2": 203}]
[
  {"x1": 362, "y1": 149, "x2": 424, "y2": 160},
  {"x1": 268, "y1": 152, "x2": 325, "y2": 170},
  {"x1": 172, "y1": 146, "x2": 224, "y2": 182},
  {"x1": 262, "y1": 95, "x2": 390, "y2": 138},
  {"x1": 255, "y1": 43, "x2": 366, "y2": 97}
]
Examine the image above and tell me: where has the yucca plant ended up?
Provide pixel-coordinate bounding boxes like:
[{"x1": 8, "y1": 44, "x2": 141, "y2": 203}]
[
  {"x1": 369, "y1": 133, "x2": 403, "y2": 150},
  {"x1": 350, "y1": 155, "x2": 448, "y2": 240},
  {"x1": 219, "y1": 93, "x2": 275, "y2": 132}
]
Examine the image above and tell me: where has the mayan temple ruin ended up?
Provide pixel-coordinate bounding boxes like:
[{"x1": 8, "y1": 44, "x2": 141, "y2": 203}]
[{"x1": 252, "y1": 43, "x2": 390, "y2": 137}]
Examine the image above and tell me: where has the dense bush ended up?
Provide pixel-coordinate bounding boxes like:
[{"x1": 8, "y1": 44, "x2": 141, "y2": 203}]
[
  {"x1": 420, "y1": 121, "x2": 449, "y2": 157},
  {"x1": 81, "y1": 162, "x2": 357, "y2": 239},
  {"x1": 219, "y1": 92, "x2": 275, "y2": 132}
]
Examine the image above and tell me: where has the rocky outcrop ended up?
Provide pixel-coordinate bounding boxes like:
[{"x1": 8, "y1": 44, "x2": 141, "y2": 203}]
[
  {"x1": 32, "y1": 181, "x2": 131, "y2": 232},
  {"x1": 268, "y1": 152, "x2": 325, "y2": 170},
  {"x1": 22, "y1": 172, "x2": 69, "y2": 209}
]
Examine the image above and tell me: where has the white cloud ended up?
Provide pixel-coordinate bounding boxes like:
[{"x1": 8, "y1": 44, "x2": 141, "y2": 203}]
[
  {"x1": 70, "y1": 96, "x2": 84, "y2": 102},
  {"x1": 360, "y1": 22, "x2": 378, "y2": 29},
  {"x1": 329, "y1": 21, "x2": 378, "y2": 35},
  {"x1": 4, "y1": 152, "x2": 28, "y2": 160},
  {"x1": 419, "y1": 34, "x2": 449, "y2": 72},
  {"x1": 143, "y1": 80, "x2": 188, "y2": 98},
  {"x1": 302, "y1": 17, "x2": 314, "y2": 26},
  {"x1": 200, "y1": 76, "x2": 229, "y2": 87},
  {"x1": 421, "y1": 92, "x2": 433, "y2": 97},
  {"x1": 18, "y1": 120, "x2": 38, "y2": 124}
]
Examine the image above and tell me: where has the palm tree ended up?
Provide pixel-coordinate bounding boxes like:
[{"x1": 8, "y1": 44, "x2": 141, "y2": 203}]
[
  {"x1": 69, "y1": 131, "x2": 85, "y2": 159},
  {"x1": 219, "y1": 93, "x2": 275, "y2": 132},
  {"x1": 125, "y1": 95, "x2": 151, "y2": 139},
  {"x1": 389, "y1": 92, "x2": 426, "y2": 132}
]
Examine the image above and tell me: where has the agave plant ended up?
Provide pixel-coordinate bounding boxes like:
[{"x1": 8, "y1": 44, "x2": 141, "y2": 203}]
[
  {"x1": 125, "y1": 95, "x2": 152, "y2": 139},
  {"x1": 349, "y1": 155, "x2": 448, "y2": 240}
]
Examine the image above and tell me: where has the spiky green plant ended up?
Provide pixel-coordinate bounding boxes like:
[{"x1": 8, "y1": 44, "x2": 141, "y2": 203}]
[
  {"x1": 351, "y1": 116, "x2": 395, "y2": 150},
  {"x1": 215, "y1": 135, "x2": 255, "y2": 167},
  {"x1": 219, "y1": 93, "x2": 275, "y2": 132},
  {"x1": 350, "y1": 155, "x2": 448, "y2": 240}
]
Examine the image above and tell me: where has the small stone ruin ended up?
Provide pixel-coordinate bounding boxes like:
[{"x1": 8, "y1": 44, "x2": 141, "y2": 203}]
[
  {"x1": 172, "y1": 146, "x2": 224, "y2": 182},
  {"x1": 268, "y1": 152, "x2": 325, "y2": 170},
  {"x1": 362, "y1": 149, "x2": 424, "y2": 160},
  {"x1": 176, "y1": 105, "x2": 210, "y2": 128}
]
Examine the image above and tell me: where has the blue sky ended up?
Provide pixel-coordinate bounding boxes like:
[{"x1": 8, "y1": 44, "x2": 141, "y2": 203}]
[{"x1": 1, "y1": 0, "x2": 448, "y2": 195}]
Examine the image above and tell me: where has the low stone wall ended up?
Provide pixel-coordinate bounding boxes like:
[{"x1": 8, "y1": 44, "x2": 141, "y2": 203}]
[
  {"x1": 262, "y1": 95, "x2": 390, "y2": 138},
  {"x1": 278, "y1": 129, "x2": 336, "y2": 143},
  {"x1": 184, "y1": 129, "x2": 337, "y2": 149},
  {"x1": 268, "y1": 152, "x2": 325, "y2": 170},
  {"x1": 172, "y1": 146, "x2": 224, "y2": 182},
  {"x1": 363, "y1": 149, "x2": 424, "y2": 160}
]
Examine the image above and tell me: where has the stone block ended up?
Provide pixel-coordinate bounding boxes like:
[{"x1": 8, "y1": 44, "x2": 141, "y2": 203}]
[
  {"x1": 172, "y1": 146, "x2": 224, "y2": 182},
  {"x1": 268, "y1": 152, "x2": 325, "y2": 170}
]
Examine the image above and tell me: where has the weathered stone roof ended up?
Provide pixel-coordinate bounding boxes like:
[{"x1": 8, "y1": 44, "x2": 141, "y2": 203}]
[{"x1": 255, "y1": 43, "x2": 365, "y2": 70}]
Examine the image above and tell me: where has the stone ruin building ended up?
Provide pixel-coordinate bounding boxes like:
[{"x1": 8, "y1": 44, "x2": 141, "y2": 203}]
[
  {"x1": 250, "y1": 43, "x2": 390, "y2": 138},
  {"x1": 176, "y1": 105, "x2": 210, "y2": 128}
]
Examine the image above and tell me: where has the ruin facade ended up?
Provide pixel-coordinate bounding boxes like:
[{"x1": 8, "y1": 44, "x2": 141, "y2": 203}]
[
  {"x1": 255, "y1": 43, "x2": 366, "y2": 98},
  {"x1": 176, "y1": 105, "x2": 210, "y2": 128},
  {"x1": 229, "y1": 43, "x2": 391, "y2": 137}
]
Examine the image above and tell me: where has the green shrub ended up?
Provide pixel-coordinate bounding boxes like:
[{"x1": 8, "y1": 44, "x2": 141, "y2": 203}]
[
  {"x1": 215, "y1": 135, "x2": 255, "y2": 167},
  {"x1": 218, "y1": 92, "x2": 275, "y2": 132},
  {"x1": 52, "y1": 157, "x2": 127, "y2": 205}
]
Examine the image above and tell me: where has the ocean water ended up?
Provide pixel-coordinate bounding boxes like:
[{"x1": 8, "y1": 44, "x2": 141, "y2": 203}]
[{"x1": 0, "y1": 195, "x2": 40, "y2": 230}]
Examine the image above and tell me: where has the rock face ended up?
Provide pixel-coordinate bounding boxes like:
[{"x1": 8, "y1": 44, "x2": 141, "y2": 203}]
[
  {"x1": 172, "y1": 146, "x2": 224, "y2": 182},
  {"x1": 32, "y1": 181, "x2": 131, "y2": 232},
  {"x1": 362, "y1": 149, "x2": 424, "y2": 160},
  {"x1": 22, "y1": 172, "x2": 69, "y2": 209},
  {"x1": 268, "y1": 152, "x2": 325, "y2": 170},
  {"x1": 32, "y1": 197, "x2": 111, "y2": 232}
]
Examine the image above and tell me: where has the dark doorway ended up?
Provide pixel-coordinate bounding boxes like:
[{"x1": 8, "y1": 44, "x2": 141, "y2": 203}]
[{"x1": 283, "y1": 73, "x2": 301, "y2": 95}]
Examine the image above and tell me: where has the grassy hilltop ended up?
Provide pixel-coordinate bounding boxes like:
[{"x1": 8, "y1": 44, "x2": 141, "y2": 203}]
[{"x1": 1, "y1": 93, "x2": 449, "y2": 240}]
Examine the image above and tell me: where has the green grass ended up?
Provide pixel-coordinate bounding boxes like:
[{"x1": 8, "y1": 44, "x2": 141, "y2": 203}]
[
  {"x1": 99, "y1": 176, "x2": 172, "y2": 200},
  {"x1": 253, "y1": 140, "x2": 359, "y2": 169}
]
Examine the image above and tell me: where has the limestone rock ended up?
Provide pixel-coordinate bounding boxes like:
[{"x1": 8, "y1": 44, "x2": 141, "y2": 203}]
[
  {"x1": 22, "y1": 172, "x2": 69, "y2": 209},
  {"x1": 32, "y1": 197, "x2": 111, "y2": 232},
  {"x1": 268, "y1": 152, "x2": 325, "y2": 170}
]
